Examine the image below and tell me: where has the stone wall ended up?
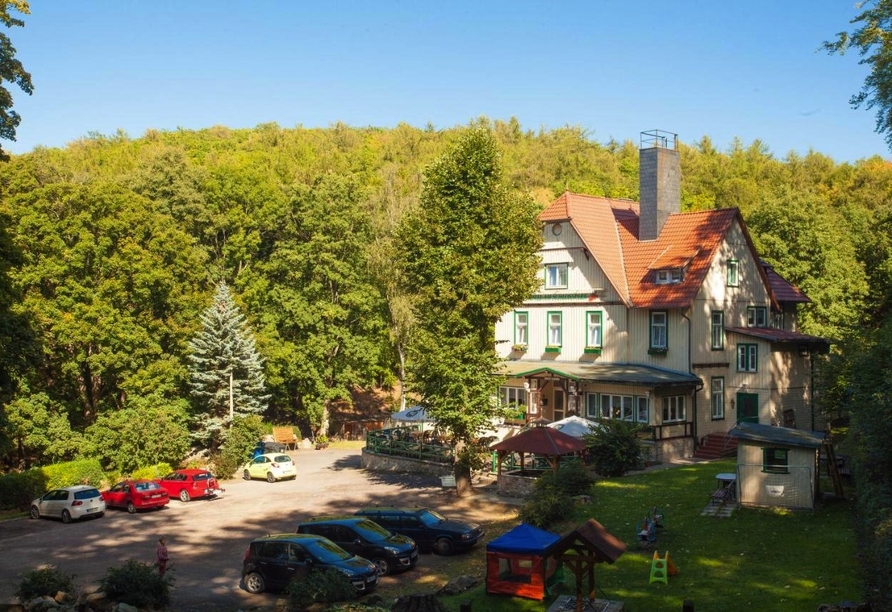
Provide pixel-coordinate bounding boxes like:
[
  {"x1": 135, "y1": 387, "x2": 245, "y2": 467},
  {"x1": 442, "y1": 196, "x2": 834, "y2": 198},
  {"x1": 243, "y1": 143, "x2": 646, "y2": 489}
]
[{"x1": 360, "y1": 449, "x2": 453, "y2": 477}]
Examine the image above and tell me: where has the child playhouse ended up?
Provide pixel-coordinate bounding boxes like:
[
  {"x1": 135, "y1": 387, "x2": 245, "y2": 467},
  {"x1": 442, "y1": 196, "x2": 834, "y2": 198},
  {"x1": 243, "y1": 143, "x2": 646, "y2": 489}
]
[{"x1": 485, "y1": 522, "x2": 564, "y2": 600}]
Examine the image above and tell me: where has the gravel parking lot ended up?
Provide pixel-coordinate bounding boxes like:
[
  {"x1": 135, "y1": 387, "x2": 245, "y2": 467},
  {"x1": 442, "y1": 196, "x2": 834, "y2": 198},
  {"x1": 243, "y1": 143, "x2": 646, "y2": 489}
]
[{"x1": 0, "y1": 449, "x2": 517, "y2": 611}]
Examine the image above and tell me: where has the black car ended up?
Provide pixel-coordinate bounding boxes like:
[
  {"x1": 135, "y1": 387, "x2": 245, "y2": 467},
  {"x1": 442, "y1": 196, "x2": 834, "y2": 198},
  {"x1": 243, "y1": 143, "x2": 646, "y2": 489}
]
[
  {"x1": 355, "y1": 506, "x2": 484, "y2": 555},
  {"x1": 241, "y1": 533, "x2": 378, "y2": 594},
  {"x1": 295, "y1": 516, "x2": 418, "y2": 576}
]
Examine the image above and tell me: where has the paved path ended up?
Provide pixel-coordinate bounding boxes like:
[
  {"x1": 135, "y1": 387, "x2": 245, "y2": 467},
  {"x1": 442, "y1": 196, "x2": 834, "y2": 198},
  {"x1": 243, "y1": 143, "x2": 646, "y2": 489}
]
[{"x1": 0, "y1": 449, "x2": 513, "y2": 611}]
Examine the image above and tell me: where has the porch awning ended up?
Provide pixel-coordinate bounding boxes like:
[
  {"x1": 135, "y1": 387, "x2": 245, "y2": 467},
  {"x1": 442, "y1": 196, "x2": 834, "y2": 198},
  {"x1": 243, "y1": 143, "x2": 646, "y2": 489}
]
[{"x1": 497, "y1": 361, "x2": 701, "y2": 388}]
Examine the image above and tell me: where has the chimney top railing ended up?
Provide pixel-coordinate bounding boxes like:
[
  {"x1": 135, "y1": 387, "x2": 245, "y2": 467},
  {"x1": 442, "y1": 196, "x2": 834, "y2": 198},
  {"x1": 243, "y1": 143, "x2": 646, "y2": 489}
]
[{"x1": 640, "y1": 129, "x2": 678, "y2": 151}]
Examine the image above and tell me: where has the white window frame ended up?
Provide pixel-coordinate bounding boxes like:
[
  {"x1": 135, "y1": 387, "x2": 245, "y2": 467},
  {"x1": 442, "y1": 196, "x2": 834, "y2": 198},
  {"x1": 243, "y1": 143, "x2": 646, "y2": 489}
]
[
  {"x1": 514, "y1": 311, "x2": 528, "y2": 346},
  {"x1": 737, "y1": 344, "x2": 758, "y2": 372},
  {"x1": 586, "y1": 310, "x2": 603, "y2": 348},
  {"x1": 636, "y1": 396, "x2": 649, "y2": 423},
  {"x1": 499, "y1": 386, "x2": 527, "y2": 410},
  {"x1": 747, "y1": 306, "x2": 768, "y2": 328},
  {"x1": 727, "y1": 259, "x2": 739, "y2": 287},
  {"x1": 655, "y1": 269, "x2": 683, "y2": 284},
  {"x1": 711, "y1": 311, "x2": 724, "y2": 350},
  {"x1": 545, "y1": 263, "x2": 568, "y2": 289},
  {"x1": 711, "y1": 377, "x2": 725, "y2": 420},
  {"x1": 650, "y1": 311, "x2": 668, "y2": 349},
  {"x1": 662, "y1": 395, "x2": 686, "y2": 423},
  {"x1": 600, "y1": 394, "x2": 634, "y2": 421},
  {"x1": 585, "y1": 392, "x2": 599, "y2": 419},
  {"x1": 547, "y1": 311, "x2": 562, "y2": 347}
]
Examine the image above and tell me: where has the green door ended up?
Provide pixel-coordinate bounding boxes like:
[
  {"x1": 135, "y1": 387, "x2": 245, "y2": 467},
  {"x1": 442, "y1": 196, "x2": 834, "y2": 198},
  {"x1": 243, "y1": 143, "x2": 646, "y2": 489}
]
[{"x1": 736, "y1": 392, "x2": 758, "y2": 424}]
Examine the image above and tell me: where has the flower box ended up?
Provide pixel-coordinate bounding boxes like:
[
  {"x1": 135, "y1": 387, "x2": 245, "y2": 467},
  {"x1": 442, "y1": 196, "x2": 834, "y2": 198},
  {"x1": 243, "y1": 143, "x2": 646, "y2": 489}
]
[
  {"x1": 648, "y1": 347, "x2": 668, "y2": 356},
  {"x1": 584, "y1": 346, "x2": 602, "y2": 355},
  {"x1": 544, "y1": 346, "x2": 561, "y2": 353},
  {"x1": 511, "y1": 344, "x2": 528, "y2": 353}
]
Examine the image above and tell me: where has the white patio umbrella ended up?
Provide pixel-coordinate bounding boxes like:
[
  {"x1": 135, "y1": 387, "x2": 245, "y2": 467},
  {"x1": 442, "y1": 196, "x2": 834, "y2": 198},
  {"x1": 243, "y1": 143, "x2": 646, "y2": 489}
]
[
  {"x1": 390, "y1": 405, "x2": 436, "y2": 423},
  {"x1": 547, "y1": 415, "x2": 601, "y2": 438}
]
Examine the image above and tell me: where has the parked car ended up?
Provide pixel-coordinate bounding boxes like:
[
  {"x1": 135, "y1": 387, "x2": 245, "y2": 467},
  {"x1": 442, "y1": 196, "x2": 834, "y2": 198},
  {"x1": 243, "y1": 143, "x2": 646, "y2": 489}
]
[
  {"x1": 30, "y1": 485, "x2": 106, "y2": 523},
  {"x1": 101, "y1": 479, "x2": 169, "y2": 513},
  {"x1": 156, "y1": 469, "x2": 224, "y2": 502},
  {"x1": 242, "y1": 533, "x2": 378, "y2": 595},
  {"x1": 242, "y1": 453, "x2": 297, "y2": 482},
  {"x1": 295, "y1": 516, "x2": 418, "y2": 576},
  {"x1": 354, "y1": 506, "x2": 484, "y2": 555}
]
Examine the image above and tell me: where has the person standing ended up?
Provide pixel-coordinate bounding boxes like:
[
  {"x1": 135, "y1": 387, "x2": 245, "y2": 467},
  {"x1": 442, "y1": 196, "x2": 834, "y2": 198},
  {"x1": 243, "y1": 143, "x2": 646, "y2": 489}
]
[{"x1": 156, "y1": 537, "x2": 169, "y2": 577}]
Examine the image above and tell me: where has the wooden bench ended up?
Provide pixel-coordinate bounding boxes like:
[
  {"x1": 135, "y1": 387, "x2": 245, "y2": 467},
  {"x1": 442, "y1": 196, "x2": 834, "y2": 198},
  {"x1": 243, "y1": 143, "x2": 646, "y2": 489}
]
[
  {"x1": 710, "y1": 483, "x2": 734, "y2": 506},
  {"x1": 272, "y1": 426, "x2": 298, "y2": 450}
]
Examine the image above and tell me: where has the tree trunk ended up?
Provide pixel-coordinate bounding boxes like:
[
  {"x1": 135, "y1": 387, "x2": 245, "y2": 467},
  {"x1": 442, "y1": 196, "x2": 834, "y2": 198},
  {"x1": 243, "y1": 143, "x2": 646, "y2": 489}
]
[
  {"x1": 392, "y1": 594, "x2": 448, "y2": 612},
  {"x1": 455, "y1": 463, "x2": 472, "y2": 497}
]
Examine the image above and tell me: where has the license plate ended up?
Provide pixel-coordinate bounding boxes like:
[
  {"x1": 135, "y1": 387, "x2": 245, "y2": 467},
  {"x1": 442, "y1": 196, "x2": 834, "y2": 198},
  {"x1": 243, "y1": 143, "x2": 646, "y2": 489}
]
[{"x1": 85, "y1": 508, "x2": 96, "y2": 513}]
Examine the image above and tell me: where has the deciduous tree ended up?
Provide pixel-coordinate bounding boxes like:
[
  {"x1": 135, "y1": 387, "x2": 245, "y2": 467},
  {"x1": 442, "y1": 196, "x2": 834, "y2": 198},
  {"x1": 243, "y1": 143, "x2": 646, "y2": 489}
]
[{"x1": 0, "y1": 0, "x2": 32, "y2": 160}]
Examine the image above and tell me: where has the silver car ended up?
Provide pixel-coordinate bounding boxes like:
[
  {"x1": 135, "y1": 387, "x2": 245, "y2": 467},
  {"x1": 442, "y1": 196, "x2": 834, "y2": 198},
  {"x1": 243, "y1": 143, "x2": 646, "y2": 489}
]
[{"x1": 30, "y1": 485, "x2": 106, "y2": 523}]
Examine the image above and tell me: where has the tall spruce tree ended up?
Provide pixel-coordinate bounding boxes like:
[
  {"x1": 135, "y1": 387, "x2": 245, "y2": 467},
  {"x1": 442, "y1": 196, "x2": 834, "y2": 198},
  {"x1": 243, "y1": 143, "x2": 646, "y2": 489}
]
[{"x1": 187, "y1": 281, "x2": 268, "y2": 450}]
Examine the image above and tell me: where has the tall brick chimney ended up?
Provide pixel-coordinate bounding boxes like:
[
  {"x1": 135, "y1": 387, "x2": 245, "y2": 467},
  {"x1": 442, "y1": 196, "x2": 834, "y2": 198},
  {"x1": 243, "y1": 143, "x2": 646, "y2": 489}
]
[{"x1": 639, "y1": 130, "x2": 680, "y2": 241}]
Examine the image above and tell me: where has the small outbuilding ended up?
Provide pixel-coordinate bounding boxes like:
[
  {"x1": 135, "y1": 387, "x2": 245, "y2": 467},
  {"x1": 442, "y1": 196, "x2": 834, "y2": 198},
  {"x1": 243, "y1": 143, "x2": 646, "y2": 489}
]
[
  {"x1": 729, "y1": 422, "x2": 827, "y2": 510},
  {"x1": 485, "y1": 523, "x2": 564, "y2": 600}
]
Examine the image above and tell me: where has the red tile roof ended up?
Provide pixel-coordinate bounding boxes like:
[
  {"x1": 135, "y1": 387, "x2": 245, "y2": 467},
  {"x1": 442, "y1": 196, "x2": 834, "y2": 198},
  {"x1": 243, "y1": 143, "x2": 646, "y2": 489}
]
[
  {"x1": 762, "y1": 262, "x2": 810, "y2": 303},
  {"x1": 541, "y1": 192, "x2": 751, "y2": 308},
  {"x1": 490, "y1": 425, "x2": 586, "y2": 455}
]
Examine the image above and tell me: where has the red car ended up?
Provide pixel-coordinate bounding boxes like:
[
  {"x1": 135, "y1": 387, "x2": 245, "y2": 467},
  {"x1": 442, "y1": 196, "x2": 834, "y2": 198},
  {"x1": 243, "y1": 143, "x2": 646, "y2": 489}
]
[
  {"x1": 102, "y1": 480, "x2": 169, "y2": 514},
  {"x1": 156, "y1": 469, "x2": 224, "y2": 502}
]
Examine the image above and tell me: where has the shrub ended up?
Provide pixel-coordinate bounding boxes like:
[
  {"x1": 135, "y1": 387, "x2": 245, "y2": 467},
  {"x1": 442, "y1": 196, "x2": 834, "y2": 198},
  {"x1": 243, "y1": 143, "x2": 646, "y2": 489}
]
[
  {"x1": 100, "y1": 559, "x2": 172, "y2": 609},
  {"x1": 213, "y1": 415, "x2": 267, "y2": 479},
  {"x1": 517, "y1": 463, "x2": 594, "y2": 529},
  {"x1": 15, "y1": 566, "x2": 76, "y2": 602},
  {"x1": 131, "y1": 463, "x2": 174, "y2": 480},
  {"x1": 584, "y1": 420, "x2": 646, "y2": 477},
  {"x1": 0, "y1": 459, "x2": 105, "y2": 511},
  {"x1": 286, "y1": 568, "x2": 356, "y2": 609}
]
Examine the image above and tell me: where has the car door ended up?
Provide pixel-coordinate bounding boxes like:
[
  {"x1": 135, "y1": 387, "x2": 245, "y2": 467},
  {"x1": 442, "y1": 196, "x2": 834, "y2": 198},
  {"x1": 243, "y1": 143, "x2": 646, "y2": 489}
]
[
  {"x1": 255, "y1": 541, "x2": 291, "y2": 589},
  {"x1": 394, "y1": 514, "x2": 428, "y2": 549},
  {"x1": 39, "y1": 489, "x2": 64, "y2": 515},
  {"x1": 327, "y1": 525, "x2": 362, "y2": 557},
  {"x1": 249, "y1": 456, "x2": 269, "y2": 478},
  {"x1": 106, "y1": 483, "x2": 126, "y2": 507}
]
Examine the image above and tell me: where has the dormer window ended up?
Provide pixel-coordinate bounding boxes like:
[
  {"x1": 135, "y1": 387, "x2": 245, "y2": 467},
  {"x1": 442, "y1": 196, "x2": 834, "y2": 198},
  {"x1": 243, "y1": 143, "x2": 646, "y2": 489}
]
[{"x1": 655, "y1": 268, "x2": 683, "y2": 284}]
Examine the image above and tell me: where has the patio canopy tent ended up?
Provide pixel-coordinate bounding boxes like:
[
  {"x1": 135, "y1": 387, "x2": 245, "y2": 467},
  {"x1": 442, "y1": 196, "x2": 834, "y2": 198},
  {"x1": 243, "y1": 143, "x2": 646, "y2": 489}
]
[
  {"x1": 490, "y1": 425, "x2": 586, "y2": 476},
  {"x1": 547, "y1": 415, "x2": 601, "y2": 438}
]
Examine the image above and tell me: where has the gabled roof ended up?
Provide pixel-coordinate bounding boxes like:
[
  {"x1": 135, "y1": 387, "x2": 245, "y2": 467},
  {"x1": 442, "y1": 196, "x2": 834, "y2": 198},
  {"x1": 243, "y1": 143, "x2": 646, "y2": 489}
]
[
  {"x1": 762, "y1": 261, "x2": 810, "y2": 304},
  {"x1": 540, "y1": 192, "x2": 773, "y2": 309},
  {"x1": 551, "y1": 518, "x2": 626, "y2": 564},
  {"x1": 490, "y1": 425, "x2": 586, "y2": 455},
  {"x1": 729, "y1": 421, "x2": 825, "y2": 449},
  {"x1": 498, "y1": 361, "x2": 701, "y2": 387}
]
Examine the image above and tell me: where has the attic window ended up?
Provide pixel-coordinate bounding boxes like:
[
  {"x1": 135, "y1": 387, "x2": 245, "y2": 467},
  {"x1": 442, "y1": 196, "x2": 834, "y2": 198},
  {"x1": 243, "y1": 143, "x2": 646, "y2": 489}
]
[{"x1": 655, "y1": 269, "x2": 683, "y2": 284}]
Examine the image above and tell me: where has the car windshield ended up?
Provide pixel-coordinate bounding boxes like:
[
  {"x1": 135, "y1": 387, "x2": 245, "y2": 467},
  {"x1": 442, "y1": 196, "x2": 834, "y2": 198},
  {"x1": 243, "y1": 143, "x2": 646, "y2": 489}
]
[
  {"x1": 134, "y1": 482, "x2": 161, "y2": 491},
  {"x1": 304, "y1": 538, "x2": 353, "y2": 563},
  {"x1": 418, "y1": 509, "x2": 446, "y2": 526},
  {"x1": 74, "y1": 488, "x2": 101, "y2": 500},
  {"x1": 193, "y1": 472, "x2": 211, "y2": 481},
  {"x1": 273, "y1": 455, "x2": 292, "y2": 463},
  {"x1": 353, "y1": 519, "x2": 392, "y2": 541}
]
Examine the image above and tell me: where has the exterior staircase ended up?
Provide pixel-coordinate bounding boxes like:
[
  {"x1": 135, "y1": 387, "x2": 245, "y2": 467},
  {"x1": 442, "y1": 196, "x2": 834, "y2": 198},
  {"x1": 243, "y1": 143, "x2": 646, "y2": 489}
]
[{"x1": 693, "y1": 433, "x2": 738, "y2": 460}]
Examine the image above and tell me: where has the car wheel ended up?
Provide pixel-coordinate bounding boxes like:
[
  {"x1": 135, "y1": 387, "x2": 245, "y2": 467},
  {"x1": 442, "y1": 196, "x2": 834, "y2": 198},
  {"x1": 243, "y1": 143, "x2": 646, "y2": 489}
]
[
  {"x1": 243, "y1": 572, "x2": 266, "y2": 594},
  {"x1": 434, "y1": 537, "x2": 455, "y2": 556},
  {"x1": 179, "y1": 489, "x2": 191, "y2": 502},
  {"x1": 243, "y1": 469, "x2": 251, "y2": 480},
  {"x1": 266, "y1": 472, "x2": 276, "y2": 483},
  {"x1": 61, "y1": 510, "x2": 71, "y2": 524},
  {"x1": 371, "y1": 557, "x2": 390, "y2": 576},
  {"x1": 29, "y1": 506, "x2": 39, "y2": 519},
  {"x1": 127, "y1": 502, "x2": 136, "y2": 514}
]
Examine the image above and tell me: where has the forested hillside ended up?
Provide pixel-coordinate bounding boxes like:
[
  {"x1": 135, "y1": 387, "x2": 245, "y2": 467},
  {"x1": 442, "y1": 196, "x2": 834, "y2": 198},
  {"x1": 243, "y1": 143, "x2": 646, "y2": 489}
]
[{"x1": 0, "y1": 118, "x2": 891, "y2": 472}]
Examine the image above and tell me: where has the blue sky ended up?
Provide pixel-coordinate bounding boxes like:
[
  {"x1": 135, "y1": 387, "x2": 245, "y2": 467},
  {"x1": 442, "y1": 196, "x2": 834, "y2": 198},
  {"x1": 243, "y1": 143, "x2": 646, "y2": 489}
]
[{"x1": 5, "y1": 1, "x2": 887, "y2": 163}]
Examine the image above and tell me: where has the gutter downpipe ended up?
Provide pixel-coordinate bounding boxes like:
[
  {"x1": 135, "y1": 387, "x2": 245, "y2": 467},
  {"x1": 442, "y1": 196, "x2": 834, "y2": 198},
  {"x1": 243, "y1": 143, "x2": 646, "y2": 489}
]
[{"x1": 681, "y1": 310, "x2": 703, "y2": 450}]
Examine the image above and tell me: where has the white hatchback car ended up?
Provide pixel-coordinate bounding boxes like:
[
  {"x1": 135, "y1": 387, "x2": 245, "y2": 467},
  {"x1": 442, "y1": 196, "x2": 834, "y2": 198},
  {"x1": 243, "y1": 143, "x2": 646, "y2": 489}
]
[
  {"x1": 31, "y1": 485, "x2": 106, "y2": 523},
  {"x1": 242, "y1": 453, "x2": 297, "y2": 482}
]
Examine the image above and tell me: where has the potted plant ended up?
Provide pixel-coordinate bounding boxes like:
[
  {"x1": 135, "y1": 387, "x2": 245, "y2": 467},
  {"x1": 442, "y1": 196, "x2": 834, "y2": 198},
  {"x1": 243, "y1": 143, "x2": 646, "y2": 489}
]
[
  {"x1": 314, "y1": 435, "x2": 329, "y2": 450},
  {"x1": 511, "y1": 343, "x2": 528, "y2": 353}
]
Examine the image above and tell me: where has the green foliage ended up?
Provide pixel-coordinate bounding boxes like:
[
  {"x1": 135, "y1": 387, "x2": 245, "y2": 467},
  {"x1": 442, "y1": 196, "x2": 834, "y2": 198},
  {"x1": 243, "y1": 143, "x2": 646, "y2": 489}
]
[
  {"x1": 100, "y1": 559, "x2": 171, "y2": 608},
  {"x1": 0, "y1": 467, "x2": 45, "y2": 509},
  {"x1": 188, "y1": 280, "x2": 269, "y2": 451},
  {"x1": 286, "y1": 568, "x2": 356, "y2": 609},
  {"x1": 397, "y1": 127, "x2": 542, "y2": 444},
  {"x1": 0, "y1": 1, "x2": 33, "y2": 159},
  {"x1": 39, "y1": 458, "x2": 104, "y2": 490},
  {"x1": 584, "y1": 420, "x2": 645, "y2": 477},
  {"x1": 824, "y1": 0, "x2": 892, "y2": 151},
  {"x1": 15, "y1": 566, "x2": 75, "y2": 602},
  {"x1": 213, "y1": 414, "x2": 266, "y2": 479},
  {"x1": 517, "y1": 463, "x2": 593, "y2": 529},
  {"x1": 131, "y1": 463, "x2": 174, "y2": 480},
  {"x1": 83, "y1": 399, "x2": 190, "y2": 472}
]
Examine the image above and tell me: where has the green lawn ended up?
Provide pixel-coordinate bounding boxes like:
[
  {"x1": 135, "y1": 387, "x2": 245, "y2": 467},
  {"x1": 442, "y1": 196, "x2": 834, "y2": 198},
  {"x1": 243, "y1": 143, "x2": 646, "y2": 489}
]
[{"x1": 443, "y1": 459, "x2": 861, "y2": 612}]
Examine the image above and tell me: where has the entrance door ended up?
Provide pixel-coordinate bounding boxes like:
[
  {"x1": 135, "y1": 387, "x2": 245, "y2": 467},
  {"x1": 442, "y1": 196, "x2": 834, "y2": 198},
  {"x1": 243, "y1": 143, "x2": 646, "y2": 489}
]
[
  {"x1": 736, "y1": 392, "x2": 758, "y2": 424},
  {"x1": 552, "y1": 388, "x2": 565, "y2": 422}
]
